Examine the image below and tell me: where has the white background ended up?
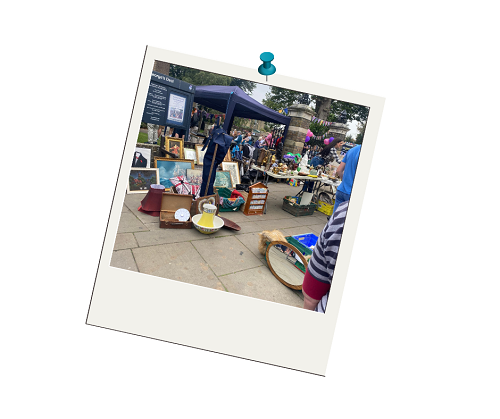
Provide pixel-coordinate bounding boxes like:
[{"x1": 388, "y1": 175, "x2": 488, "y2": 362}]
[{"x1": 2, "y1": 1, "x2": 499, "y2": 418}]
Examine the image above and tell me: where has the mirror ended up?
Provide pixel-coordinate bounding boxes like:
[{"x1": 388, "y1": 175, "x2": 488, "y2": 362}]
[{"x1": 266, "y1": 240, "x2": 308, "y2": 290}]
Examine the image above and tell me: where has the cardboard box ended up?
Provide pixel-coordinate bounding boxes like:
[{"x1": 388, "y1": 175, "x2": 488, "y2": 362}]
[{"x1": 159, "y1": 192, "x2": 193, "y2": 229}]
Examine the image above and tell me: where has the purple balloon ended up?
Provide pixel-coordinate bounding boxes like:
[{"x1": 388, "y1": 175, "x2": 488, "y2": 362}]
[
  {"x1": 305, "y1": 136, "x2": 310, "y2": 142},
  {"x1": 329, "y1": 137, "x2": 334, "y2": 143}
]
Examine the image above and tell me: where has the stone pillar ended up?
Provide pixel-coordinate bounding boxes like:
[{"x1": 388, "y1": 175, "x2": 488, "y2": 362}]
[
  {"x1": 283, "y1": 104, "x2": 315, "y2": 155},
  {"x1": 327, "y1": 122, "x2": 350, "y2": 143}
]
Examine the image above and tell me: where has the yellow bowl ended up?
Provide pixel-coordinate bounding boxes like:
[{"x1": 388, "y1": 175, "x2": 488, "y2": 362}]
[{"x1": 192, "y1": 214, "x2": 224, "y2": 234}]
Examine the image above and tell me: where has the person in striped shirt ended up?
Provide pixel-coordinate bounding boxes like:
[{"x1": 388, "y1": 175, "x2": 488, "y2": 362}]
[{"x1": 302, "y1": 200, "x2": 349, "y2": 313}]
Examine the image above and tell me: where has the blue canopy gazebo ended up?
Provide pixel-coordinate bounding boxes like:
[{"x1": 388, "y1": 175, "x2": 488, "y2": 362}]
[{"x1": 193, "y1": 85, "x2": 291, "y2": 140}]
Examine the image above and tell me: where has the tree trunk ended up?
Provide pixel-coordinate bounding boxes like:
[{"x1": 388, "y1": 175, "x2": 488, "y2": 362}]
[
  {"x1": 315, "y1": 96, "x2": 332, "y2": 120},
  {"x1": 153, "y1": 60, "x2": 170, "y2": 76}
]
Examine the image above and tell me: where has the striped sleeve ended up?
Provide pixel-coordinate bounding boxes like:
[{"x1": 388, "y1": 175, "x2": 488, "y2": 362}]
[{"x1": 303, "y1": 201, "x2": 349, "y2": 312}]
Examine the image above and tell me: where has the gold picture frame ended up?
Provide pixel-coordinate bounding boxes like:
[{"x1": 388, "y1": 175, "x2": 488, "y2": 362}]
[
  {"x1": 154, "y1": 157, "x2": 195, "y2": 191},
  {"x1": 165, "y1": 137, "x2": 184, "y2": 159}
]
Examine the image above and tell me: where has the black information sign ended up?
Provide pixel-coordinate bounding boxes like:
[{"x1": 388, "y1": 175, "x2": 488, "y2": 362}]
[
  {"x1": 142, "y1": 71, "x2": 195, "y2": 131},
  {"x1": 142, "y1": 81, "x2": 169, "y2": 124}
]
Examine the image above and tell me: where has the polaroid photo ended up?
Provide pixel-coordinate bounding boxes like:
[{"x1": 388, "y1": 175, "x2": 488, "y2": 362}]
[{"x1": 86, "y1": 46, "x2": 385, "y2": 375}]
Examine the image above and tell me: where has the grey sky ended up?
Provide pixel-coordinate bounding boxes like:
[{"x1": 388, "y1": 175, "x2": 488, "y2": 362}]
[{"x1": 249, "y1": 81, "x2": 359, "y2": 139}]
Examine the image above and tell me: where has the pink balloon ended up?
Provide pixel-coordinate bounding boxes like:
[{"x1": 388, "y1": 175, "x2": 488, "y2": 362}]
[
  {"x1": 305, "y1": 136, "x2": 310, "y2": 142},
  {"x1": 324, "y1": 139, "x2": 330, "y2": 145}
]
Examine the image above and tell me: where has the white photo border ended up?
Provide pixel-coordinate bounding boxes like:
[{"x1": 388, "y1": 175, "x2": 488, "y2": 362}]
[{"x1": 86, "y1": 46, "x2": 385, "y2": 375}]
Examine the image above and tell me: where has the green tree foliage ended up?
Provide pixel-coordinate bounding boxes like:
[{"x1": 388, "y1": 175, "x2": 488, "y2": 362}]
[
  {"x1": 230, "y1": 78, "x2": 257, "y2": 95},
  {"x1": 263, "y1": 87, "x2": 370, "y2": 124},
  {"x1": 262, "y1": 86, "x2": 302, "y2": 111},
  {"x1": 329, "y1": 101, "x2": 370, "y2": 124},
  {"x1": 355, "y1": 121, "x2": 366, "y2": 144},
  {"x1": 169, "y1": 64, "x2": 256, "y2": 94}
]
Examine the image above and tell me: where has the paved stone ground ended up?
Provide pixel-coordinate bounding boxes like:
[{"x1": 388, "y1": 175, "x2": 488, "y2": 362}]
[{"x1": 111, "y1": 181, "x2": 331, "y2": 309}]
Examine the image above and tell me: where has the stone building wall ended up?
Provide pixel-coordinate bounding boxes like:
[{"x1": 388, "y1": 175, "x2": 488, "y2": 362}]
[{"x1": 327, "y1": 123, "x2": 350, "y2": 143}]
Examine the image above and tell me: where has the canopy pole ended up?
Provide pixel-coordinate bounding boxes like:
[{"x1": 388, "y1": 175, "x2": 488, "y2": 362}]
[{"x1": 223, "y1": 94, "x2": 236, "y2": 134}]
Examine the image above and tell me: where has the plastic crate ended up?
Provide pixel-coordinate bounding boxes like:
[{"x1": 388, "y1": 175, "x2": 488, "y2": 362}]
[
  {"x1": 282, "y1": 196, "x2": 316, "y2": 217},
  {"x1": 285, "y1": 236, "x2": 313, "y2": 257},
  {"x1": 292, "y1": 233, "x2": 318, "y2": 249},
  {"x1": 317, "y1": 199, "x2": 334, "y2": 216},
  {"x1": 217, "y1": 187, "x2": 245, "y2": 212}
]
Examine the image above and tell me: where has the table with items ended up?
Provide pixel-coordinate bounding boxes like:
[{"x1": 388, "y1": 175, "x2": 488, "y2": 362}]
[{"x1": 250, "y1": 165, "x2": 341, "y2": 214}]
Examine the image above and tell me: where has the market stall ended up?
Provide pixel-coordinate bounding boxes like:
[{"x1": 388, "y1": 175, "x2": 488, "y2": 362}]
[
  {"x1": 192, "y1": 85, "x2": 291, "y2": 199},
  {"x1": 193, "y1": 85, "x2": 291, "y2": 136},
  {"x1": 250, "y1": 165, "x2": 340, "y2": 215}
]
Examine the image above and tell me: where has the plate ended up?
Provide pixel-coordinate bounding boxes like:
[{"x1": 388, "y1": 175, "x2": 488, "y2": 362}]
[{"x1": 175, "y1": 208, "x2": 191, "y2": 221}]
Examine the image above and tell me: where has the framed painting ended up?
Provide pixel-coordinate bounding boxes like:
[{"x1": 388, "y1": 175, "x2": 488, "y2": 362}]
[
  {"x1": 132, "y1": 147, "x2": 152, "y2": 168},
  {"x1": 213, "y1": 170, "x2": 232, "y2": 189},
  {"x1": 127, "y1": 168, "x2": 160, "y2": 194},
  {"x1": 184, "y1": 148, "x2": 197, "y2": 164},
  {"x1": 154, "y1": 157, "x2": 195, "y2": 191},
  {"x1": 166, "y1": 137, "x2": 184, "y2": 159},
  {"x1": 186, "y1": 168, "x2": 203, "y2": 186},
  {"x1": 222, "y1": 162, "x2": 240, "y2": 187},
  {"x1": 195, "y1": 144, "x2": 207, "y2": 166}
]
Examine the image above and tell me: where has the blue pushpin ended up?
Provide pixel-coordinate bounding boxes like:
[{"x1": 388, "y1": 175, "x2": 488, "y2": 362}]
[{"x1": 258, "y1": 52, "x2": 276, "y2": 82}]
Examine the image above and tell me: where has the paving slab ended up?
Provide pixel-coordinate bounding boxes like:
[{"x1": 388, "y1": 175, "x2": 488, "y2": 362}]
[
  {"x1": 292, "y1": 215, "x2": 327, "y2": 227},
  {"x1": 308, "y1": 224, "x2": 325, "y2": 235},
  {"x1": 254, "y1": 218, "x2": 301, "y2": 231},
  {"x1": 217, "y1": 210, "x2": 248, "y2": 223},
  {"x1": 110, "y1": 249, "x2": 138, "y2": 272},
  {"x1": 229, "y1": 220, "x2": 266, "y2": 234},
  {"x1": 234, "y1": 233, "x2": 266, "y2": 260},
  {"x1": 113, "y1": 233, "x2": 139, "y2": 251},
  {"x1": 313, "y1": 211, "x2": 329, "y2": 222},
  {"x1": 117, "y1": 213, "x2": 149, "y2": 234},
  {"x1": 143, "y1": 222, "x2": 162, "y2": 231},
  {"x1": 192, "y1": 236, "x2": 263, "y2": 276},
  {"x1": 134, "y1": 227, "x2": 210, "y2": 247},
  {"x1": 257, "y1": 210, "x2": 296, "y2": 221},
  {"x1": 123, "y1": 194, "x2": 161, "y2": 224},
  {"x1": 220, "y1": 266, "x2": 304, "y2": 308},
  {"x1": 122, "y1": 205, "x2": 132, "y2": 214},
  {"x1": 123, "y1": 193, "x2": 145, "y2": 209},
  {"x1": 279, "y1": 226, "x2": 316, "y2": 238},
  {"x1": 132, "y1": 242, "x2": 225, "y2": 291}
]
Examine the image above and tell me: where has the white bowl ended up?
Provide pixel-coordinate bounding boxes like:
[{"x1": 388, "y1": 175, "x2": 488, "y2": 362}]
[{"x1": 192, "y1": 214, "x2": 224, "y2": 234}]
